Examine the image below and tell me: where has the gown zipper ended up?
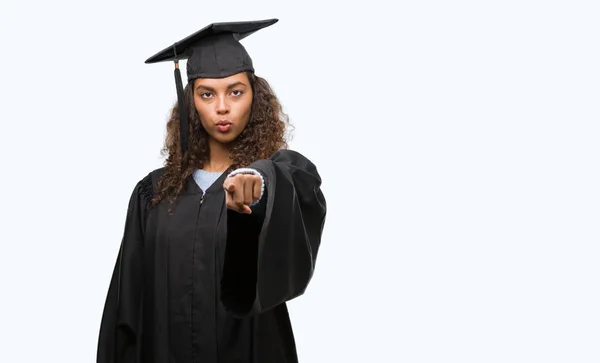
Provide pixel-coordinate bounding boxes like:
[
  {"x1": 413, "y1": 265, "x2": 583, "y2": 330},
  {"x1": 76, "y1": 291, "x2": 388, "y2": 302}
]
[{"x1": 192, "y1": 190, "x2": 204, "y2": 363}]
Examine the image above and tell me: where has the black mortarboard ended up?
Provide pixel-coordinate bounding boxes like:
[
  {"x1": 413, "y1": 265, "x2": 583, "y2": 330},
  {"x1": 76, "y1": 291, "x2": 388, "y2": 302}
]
[{"x1": 145, "y1": 19, "x2": 278, "y2": 155}]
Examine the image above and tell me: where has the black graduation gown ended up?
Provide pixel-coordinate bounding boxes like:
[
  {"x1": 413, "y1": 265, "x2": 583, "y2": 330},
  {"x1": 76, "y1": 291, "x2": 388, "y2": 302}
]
[{"x1": 96, "y1": 149, "x2": 327, "y2": 363}]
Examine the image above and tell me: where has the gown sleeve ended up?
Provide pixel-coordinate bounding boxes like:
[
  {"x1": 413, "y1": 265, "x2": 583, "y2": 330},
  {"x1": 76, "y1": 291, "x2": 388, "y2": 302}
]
[
  {"x1": 221, "y1": 149, "x2": 327, "y2": 317},
  {"x1": 97, "y1": 175, "x2": 149, "y2": 363}
]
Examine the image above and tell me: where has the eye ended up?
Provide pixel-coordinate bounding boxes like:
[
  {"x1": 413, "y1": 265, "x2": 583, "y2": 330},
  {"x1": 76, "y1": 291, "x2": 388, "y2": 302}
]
[
  {"x1": 231, "y1": 90, "x2": 244, "y2": 97},
  {"x1": 200, "y1": 92, "x2": 213, "y2": 99}
]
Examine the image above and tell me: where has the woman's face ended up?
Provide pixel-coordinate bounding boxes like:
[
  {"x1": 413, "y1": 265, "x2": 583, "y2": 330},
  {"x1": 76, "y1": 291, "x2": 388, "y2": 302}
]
[{"x1": 193, "y1": 72, "x2": 253, "y2": 145}]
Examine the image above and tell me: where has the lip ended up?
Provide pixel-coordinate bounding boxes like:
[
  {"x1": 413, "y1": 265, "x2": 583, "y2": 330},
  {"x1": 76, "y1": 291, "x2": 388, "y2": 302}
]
[{"x1": 216, "y1": 121, "x2": 232, "y2": 133}]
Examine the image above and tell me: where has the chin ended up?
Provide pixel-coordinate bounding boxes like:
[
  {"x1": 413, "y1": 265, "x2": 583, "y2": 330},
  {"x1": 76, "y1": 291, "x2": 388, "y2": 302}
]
[{"x1": 211, "y1": 132, "x2": 239, "y2": 145}]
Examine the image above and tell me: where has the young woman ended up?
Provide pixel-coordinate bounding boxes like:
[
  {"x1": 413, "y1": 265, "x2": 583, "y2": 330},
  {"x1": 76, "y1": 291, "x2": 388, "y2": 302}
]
[{"x1": 97, "y1": 19, "x2": 327, "y2": 363}]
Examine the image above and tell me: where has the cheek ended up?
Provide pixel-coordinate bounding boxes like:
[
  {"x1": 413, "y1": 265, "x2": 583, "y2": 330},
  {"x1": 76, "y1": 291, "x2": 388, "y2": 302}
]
[
  {"x1": 238, "y1": 96, "x2": 253, "y2": 125},
  {"x1": 194, "y1": 99, "x2": 211, "y2": 126}
]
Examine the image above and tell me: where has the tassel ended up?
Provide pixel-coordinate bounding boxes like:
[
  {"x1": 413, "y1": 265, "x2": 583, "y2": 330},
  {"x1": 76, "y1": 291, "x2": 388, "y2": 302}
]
[
  {"x1": 172, "y1": 44, "x2": 188, "y2": 155},
  {"x1": 174, "y1": 62, "x2": 189, "y2": 154}
]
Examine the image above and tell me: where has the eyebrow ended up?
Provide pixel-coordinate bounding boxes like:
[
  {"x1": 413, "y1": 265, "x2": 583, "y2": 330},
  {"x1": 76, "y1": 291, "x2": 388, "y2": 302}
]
[{"x1": 196, "y1": 81, "x2": 247, "y2": 92}]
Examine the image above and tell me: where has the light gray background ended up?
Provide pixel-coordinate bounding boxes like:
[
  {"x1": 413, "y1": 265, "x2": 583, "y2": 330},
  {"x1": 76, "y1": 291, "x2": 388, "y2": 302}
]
[{"x1": 1, "y1": 0, "x2": 598, "y2": 362}]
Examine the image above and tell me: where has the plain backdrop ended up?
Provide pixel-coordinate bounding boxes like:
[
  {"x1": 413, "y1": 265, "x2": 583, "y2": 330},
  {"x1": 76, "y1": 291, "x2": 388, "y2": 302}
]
[{"x1": 1, "y1": 0, "x2": 599, "y2": 362}]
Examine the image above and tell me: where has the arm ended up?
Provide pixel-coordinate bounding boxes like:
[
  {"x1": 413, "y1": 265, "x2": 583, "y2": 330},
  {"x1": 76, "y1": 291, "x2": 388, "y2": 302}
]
[
  {"x1": 221, "y1": 150, "x2": 327, "y2": 317},
  {"x1": 97, "y1": 175, "x2": 149, "y2": 362}
]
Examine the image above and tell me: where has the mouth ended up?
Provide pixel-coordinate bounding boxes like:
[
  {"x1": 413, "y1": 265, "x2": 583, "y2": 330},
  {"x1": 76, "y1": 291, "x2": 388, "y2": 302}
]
[{"x1": 216, "y1": 120, "x2": 232, "y2": 132}]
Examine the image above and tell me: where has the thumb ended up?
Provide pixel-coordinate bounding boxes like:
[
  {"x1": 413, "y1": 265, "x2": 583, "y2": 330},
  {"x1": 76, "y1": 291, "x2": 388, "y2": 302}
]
[{"x1": 224, "y1": 182, "x2": 235, "y2": 193}]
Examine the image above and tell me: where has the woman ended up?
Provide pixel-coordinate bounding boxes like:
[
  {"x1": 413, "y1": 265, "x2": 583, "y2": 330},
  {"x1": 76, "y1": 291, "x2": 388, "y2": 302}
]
[{"x1": 97, "y1": 19, "x2": 327, "y2": 363}]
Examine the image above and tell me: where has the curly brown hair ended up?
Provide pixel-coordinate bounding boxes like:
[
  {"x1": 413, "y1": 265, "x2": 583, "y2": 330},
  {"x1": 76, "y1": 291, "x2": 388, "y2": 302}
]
[{"x1": 150, "y1": 72, "x2": 291, "y2": 208}]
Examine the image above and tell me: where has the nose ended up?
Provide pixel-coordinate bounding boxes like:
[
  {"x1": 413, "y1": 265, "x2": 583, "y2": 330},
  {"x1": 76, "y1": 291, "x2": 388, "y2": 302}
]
[{"x1": 215, "y1": 95, "x2": 230, "y2": 115}]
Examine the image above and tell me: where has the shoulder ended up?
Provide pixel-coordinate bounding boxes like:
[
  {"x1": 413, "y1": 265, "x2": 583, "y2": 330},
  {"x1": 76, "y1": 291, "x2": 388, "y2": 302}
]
[
  {"x1": 270, "y1": 149, "x2": 318, "y2": 171},
  {"x1": 136, "y1": 167, "x2": 166, "y2": 204},
  {"x1": 271, "y1": 148, "x2": 304, "y2": 159}
]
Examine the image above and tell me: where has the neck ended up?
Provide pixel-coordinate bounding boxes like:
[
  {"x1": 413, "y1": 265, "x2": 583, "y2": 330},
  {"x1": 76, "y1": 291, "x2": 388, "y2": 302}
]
[{"x1": 203, "y1": 138, "x2": 232, "y2": 172}]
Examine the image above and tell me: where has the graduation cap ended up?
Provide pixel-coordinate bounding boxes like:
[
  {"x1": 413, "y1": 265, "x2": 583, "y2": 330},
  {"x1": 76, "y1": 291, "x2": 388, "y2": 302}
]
[{"x1": 145, "y1": 18, "x2": 279, "y2": 154}]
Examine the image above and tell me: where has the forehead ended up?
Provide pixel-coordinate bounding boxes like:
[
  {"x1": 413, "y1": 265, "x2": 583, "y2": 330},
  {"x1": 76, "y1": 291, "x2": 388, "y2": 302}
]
[{"x1": 193, "y1": 72, "x2": 249, "y2": 88}]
